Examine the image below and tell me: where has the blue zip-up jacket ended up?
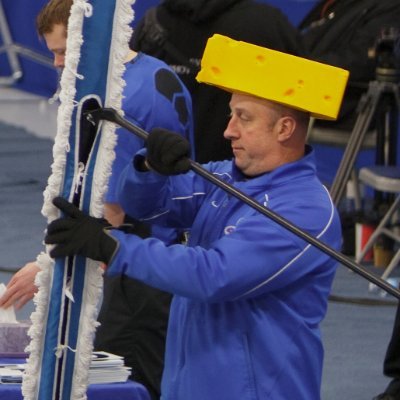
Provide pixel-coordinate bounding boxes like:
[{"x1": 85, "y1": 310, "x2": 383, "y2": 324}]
[{"x1": 108, "y1": 146, "x2": 342, "y2": 400}]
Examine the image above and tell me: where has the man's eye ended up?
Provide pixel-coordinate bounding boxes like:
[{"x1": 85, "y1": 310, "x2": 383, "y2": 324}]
[
  {"x1": 229, "y1": 110, "x2": 251, "y2": 121},
  {"x1": 239, "y1": 114, "x2": 250, "y2": 121}
]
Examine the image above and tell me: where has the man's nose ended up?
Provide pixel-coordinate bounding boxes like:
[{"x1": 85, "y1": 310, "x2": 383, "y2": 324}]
[
  {"x1": 54, "y1": 55, "x2": 64, "y2": 69},
  {"x1": 224, "y1": 117, "x2": 237, "y2": 140}
]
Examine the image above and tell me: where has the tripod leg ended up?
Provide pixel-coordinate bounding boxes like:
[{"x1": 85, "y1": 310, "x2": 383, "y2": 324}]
[{"x1": 330, "y1": 82, "x2": 382, "y2": 205}]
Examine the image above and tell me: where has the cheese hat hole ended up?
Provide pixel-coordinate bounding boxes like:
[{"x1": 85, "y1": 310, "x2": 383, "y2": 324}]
[
  {"x1": 211, "y1": 66, "x2": 221, "y2": 76},
  {"x1": 256, "y1": 55, "x2": 266, "y2": 64},
  {"x1": 284, "y1": 88, "x2": 295, "y2": 96}
]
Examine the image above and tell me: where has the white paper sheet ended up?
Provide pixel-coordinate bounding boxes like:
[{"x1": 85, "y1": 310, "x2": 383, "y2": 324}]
[{"x1": 0, "y1": 284, "x2": 17, "y2": 323}]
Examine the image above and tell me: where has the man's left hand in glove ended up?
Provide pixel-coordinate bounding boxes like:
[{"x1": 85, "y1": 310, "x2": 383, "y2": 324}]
[{"x1": 44, "y1": 196, "x2": 118, "y2": 264}]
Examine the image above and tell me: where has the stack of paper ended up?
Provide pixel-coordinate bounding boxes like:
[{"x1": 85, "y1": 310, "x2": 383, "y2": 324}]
[
  {"x1": 0, "y1": 284, "x2": 17, "y2": 324},
  {"x1": 89, "y1": 351, "x2": 131, "y2": 384},
  {"x1": 0, "y1": 364, "x2": 24, "y2": 384},
  {"x1": 0, "y1": 351, "x2": 131, "y2": 385}
]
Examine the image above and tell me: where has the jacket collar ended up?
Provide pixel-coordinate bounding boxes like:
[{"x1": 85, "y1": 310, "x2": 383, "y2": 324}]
[{"x1": 230, "y1": 145, "x2": 317, "y2": 188}]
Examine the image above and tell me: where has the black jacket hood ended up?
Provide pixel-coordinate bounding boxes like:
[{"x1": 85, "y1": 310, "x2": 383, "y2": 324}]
[{"x1": 162, "y1": 0, "x2": 242, "y2": 23}]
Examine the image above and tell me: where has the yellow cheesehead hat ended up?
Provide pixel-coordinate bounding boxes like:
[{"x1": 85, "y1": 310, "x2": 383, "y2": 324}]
[{"x1": 196, "y1": 34, "x2": 349, "y2": 120}]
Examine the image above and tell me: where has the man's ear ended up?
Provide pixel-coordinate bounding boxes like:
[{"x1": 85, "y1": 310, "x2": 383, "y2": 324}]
[{"x1": 276, "y1": 116, "x2": 296, "y2": 142}]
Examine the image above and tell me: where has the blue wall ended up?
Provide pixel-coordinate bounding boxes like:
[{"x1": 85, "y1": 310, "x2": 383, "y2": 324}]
[
  {"x1": 0, "y1": 0, "x2": 317, "y2": 97},
  {"x1": 0, "y1": 0, "x2": 57, "y2": 96}
]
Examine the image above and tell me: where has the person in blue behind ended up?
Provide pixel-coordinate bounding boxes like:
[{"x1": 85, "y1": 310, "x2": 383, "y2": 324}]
[
  {"x1": 44, "y1": 44, "x2": 343, "y2": 397},
  {"x1": 0, "y1": 1, "x2": 194, "y2": 398},
  {"x1": 94, "y1": 49, "x2": 194, "y2": 400}
]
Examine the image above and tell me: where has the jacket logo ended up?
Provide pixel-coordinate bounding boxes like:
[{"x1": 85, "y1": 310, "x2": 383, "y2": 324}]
[{"x1": 224, "y1": 225, "x2": 236, "y2": 235}]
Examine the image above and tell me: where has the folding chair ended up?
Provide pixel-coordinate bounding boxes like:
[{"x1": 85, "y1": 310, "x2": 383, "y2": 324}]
[{"x1": 355, "y1": 165, "x2": 400, "y2": 284}]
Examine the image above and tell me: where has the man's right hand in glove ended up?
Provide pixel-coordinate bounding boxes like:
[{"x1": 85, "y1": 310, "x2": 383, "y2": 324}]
[
  {"x1": 45, "y1": 197, "x2": 118, "y2": 264},
  {"x1": 145, "y1": 128, "x2": 191, "y2": 175}
]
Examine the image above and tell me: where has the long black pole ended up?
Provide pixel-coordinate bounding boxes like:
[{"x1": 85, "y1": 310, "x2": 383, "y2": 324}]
[{"x1": 88, "y1": 108, "x2": 400, "y2": 300}]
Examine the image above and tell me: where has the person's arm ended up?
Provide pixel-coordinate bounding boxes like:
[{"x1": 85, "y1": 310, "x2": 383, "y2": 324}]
[
  {"x1": 0, "y1": 261, "x2": 41, "y2": 310},
  {"x1": 107, "y1": 201, "x2": 341, "y2": 302},
  {"x1": 104, "y1": 203, "x2": 125, "y2": 227},
  {"x1": 44, "y1": 129, "x2": 341, "y2": 302}
]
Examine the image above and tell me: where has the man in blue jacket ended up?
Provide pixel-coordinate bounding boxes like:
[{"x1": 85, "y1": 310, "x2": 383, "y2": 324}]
[{"x1": 44, "y1": 36, "x2": 345, "y2": 399}]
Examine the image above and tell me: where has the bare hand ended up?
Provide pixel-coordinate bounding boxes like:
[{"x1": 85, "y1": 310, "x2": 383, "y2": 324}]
[
  {"x1": 0, "y1": 262, "x2": 40, "y2": 310},
  {"x1": 104, "y1": 203, "x2": 125, "y2": 227}
]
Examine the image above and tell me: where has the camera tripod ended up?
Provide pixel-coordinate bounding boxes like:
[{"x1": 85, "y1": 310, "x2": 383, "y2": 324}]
[{"x1": 329, "y1": 71, "x2": 400, "y2": 206}]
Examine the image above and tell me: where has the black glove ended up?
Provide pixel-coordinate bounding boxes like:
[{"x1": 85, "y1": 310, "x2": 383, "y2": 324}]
[
  {"x1": 123, "y1": 214, "x2": 151, "y2": 238},
  {"x1": 45, "y1": 197, "x2": 118, "y2": 264},
  {"x1": 146, "y1": 128, "x2": 191, "y2": 175}
]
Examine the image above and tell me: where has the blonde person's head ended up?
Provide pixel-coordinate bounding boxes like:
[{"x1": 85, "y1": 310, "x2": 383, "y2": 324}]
[{"x1": 36, "y1": 0, "x2": 73, "y2": 36}]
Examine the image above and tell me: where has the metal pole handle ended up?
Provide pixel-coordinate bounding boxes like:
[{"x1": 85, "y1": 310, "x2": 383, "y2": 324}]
[{"x1": 88, "y1": 107, "x2": 400, "y2": 300}]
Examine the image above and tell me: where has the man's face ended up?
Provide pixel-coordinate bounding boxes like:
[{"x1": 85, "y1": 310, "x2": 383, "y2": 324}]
[
  {"x1": 43, "y1": 23, "x2": 67, "y2": 68},
  {"x1": 224, "y1": 93, "x2": 282, "y2": 176}
]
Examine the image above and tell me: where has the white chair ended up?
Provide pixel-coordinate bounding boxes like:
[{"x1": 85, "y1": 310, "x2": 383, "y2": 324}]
[{"x1": 355, "y1": 165, "x2": 400, "y2": 284}]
